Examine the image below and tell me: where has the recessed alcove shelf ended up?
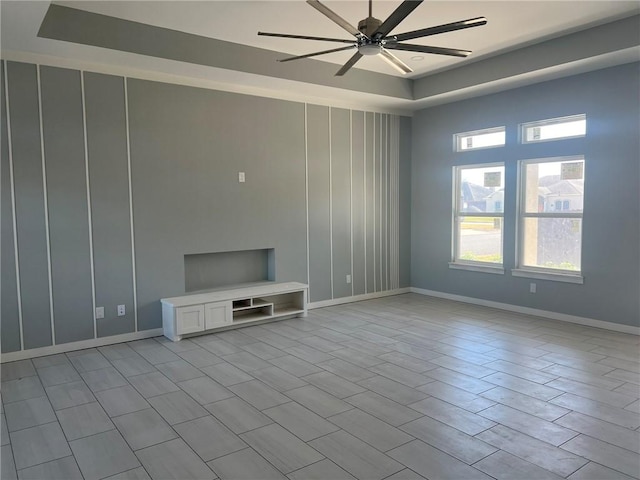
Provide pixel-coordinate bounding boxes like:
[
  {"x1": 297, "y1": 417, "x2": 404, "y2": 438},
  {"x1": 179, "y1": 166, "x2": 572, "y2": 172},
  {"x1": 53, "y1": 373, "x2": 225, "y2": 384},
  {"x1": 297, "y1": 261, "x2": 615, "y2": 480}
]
[{"x1": 184, "y1": 248, "x2": 275, "y2": 292}]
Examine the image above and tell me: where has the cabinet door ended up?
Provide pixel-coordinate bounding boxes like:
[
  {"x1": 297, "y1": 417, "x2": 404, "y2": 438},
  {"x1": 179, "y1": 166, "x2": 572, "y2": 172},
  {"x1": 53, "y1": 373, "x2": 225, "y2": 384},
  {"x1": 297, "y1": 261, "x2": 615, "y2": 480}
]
[
  {"x1": 176, "y1": 305, "x2": 205, "y2": 334},
  {"x1": 205, "y1": 301, "x2": 232, "y2": 329}
]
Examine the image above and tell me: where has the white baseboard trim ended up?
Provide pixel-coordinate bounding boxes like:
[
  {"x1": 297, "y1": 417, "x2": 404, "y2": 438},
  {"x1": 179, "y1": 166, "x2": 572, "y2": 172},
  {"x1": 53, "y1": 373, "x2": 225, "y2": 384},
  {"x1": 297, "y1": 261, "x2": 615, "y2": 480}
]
[
  {"x1": 1, "y1": 329, "x2": 164, "y2": 363},
  {"x1": 308, "y1": 288, "x2": 411, "y2": 310},
  {"x1": 410, "y1": 287, "x2": 640, "y2": 335}
]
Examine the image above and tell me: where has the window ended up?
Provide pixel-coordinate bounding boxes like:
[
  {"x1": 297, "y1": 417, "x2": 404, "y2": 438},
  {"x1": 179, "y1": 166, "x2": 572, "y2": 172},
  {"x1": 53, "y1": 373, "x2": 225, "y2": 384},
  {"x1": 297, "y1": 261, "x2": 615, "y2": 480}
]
[
  {"x1": 452, "y1": 164, "x2": 505, "y2": 269},
  {"x1": 454, "y1": 127, "x2": 505, "y2": 152},
  {"x1": 517, "y1": 157, "x2": 584, "y2": 277},
  {"x1": 520, "y1": 114, "x2": 586, "y2": 144}
]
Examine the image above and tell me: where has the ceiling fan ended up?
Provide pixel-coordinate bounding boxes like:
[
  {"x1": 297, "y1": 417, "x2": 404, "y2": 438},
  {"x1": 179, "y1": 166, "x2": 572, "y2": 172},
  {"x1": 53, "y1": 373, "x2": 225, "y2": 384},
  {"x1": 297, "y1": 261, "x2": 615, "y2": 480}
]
[{"x1": 258, "y1": 0, "x2": 487, "y2": 76}]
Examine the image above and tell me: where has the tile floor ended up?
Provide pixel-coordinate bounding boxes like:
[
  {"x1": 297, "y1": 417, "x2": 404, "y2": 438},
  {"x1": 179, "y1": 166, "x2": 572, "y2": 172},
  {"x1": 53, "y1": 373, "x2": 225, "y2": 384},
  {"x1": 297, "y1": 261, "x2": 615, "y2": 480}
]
[{"x1": 1, "y1": 293, "x2": 639, "y2": 480}]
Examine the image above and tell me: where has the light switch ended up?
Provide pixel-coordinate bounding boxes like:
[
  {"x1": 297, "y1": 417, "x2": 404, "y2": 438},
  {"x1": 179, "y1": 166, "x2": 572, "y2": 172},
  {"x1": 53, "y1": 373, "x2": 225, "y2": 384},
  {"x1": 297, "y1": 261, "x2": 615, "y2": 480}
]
[
  {"x1": 96, "y1": 307, "x2": 104, "y2": 319},
  {"x1": 238, "y1": 172, "x2": 245, "y2": 183}
]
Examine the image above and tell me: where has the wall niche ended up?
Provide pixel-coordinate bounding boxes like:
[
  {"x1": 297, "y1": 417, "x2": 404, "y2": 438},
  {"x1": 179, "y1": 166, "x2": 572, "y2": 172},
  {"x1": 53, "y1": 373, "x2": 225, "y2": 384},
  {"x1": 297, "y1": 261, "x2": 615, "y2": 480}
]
[{"x1": 184, "y1": 249, "x2": 275, "y2": 292}]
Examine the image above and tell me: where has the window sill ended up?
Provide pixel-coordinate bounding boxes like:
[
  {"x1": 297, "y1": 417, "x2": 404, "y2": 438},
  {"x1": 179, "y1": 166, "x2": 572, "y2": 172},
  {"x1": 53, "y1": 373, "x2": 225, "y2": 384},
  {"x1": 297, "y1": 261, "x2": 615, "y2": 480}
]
[
  {"x1": 449, "y1": 263, "x2": 505, "y2": 275},
  {"x1": 511, "y1": 269, "x2": 584, "y2": 284}
]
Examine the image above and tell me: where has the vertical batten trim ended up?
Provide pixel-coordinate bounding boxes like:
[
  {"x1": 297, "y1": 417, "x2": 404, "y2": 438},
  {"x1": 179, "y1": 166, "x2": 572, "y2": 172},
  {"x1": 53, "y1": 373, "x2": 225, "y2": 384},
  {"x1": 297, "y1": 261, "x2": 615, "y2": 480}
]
[
  {"x1": 391, "y1": 115, "x2": 400, "y2": 288},
  {"x1": 80, "y1": 71, "x2": 97, "y2": 340},
  {"x1": 304, "y1": 103, "x2": 310, "y2": 290},
  {"x1": 379, "y1": 114, "x2": 383, "y2": 291},
  {"x1": 390, "y1": 116, "x2": 395, "y2": 289},
  {"x1": 363, "y1": 113, "x2": 367, "y2": 294},
  {"x1": 349, "y1": 109, "x2": 354, "y2": 297},
  {"x1": 392, "y1": 116, "x2": 397, "y2": 289},
  {"x1": 3, "y1": 61, "x2": 25, "y2": 351},
  {"x1": 373, "y1": 113, "x2": 376, "y2": 292},
  {"x1": 383, "y1": 115, "x2": 387, "y2": 291},
  {"x1": 36, "y1": 65, "x2": 56, "y2": 346},
  {"x1": 328, "y1": 107, "x2": 334, "y2": 299},
  {"x1": 123, "y1": 78, "x2": 139, "y2": 332}
]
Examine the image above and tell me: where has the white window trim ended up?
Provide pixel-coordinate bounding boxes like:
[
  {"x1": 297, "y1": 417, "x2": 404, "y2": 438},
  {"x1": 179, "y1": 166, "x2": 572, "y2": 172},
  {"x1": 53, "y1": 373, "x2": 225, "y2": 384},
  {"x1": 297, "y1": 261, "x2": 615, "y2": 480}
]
[
  {"x1": 512, "y1": 268, "x2": 584, "y2": 284},
  {"x1": 452, "y1": 162, "x2": 505, "y2": 270},
  {"x1": 450, "y1": 262, "x2": 505, "y2": 275},
  {"x1": 520, "y1": 114, "x2": 586, "y2": 144},
  {"x1": 454, "y1": 126, "x2": 506, "y2": 152},
  {"x1": 516, "y1": 156, "x2": 585, "y2": 279}
]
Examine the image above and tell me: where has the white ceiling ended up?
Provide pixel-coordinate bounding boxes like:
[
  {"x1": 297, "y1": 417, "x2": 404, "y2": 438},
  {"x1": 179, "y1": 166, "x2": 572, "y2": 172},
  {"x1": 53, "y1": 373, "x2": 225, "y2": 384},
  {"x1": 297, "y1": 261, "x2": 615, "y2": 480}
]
[{"x1": 1, "y1": 1, "x2": 639, "y2": 111}]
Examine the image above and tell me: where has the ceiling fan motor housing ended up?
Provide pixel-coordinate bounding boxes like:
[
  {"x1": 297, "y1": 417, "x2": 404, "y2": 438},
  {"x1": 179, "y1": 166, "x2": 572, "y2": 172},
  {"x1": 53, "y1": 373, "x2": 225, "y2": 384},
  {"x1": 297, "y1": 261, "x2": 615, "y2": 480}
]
[{"x1": 358, "y1": 16, "x2": 382, "y2": 37}]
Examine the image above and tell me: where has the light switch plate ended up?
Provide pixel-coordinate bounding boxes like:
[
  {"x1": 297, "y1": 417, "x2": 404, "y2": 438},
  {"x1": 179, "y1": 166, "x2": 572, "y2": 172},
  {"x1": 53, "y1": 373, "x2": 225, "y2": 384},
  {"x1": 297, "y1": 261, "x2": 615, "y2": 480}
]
[
  {"x1": 96, "y1": 307, "x2": 105, "y2": 319},
  {"x1": 238, "y1": 172, "x2": 245, "y2": 183}
]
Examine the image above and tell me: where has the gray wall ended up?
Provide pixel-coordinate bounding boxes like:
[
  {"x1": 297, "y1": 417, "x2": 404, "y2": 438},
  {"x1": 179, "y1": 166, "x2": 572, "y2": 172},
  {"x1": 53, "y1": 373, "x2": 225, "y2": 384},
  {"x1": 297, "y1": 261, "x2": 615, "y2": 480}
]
[
  {"x1": 411, "y1": 63, "x2": 640, "y2": 327},
  {"x1": 0, "y1": 60, "x2": 411, "y2": 354}
]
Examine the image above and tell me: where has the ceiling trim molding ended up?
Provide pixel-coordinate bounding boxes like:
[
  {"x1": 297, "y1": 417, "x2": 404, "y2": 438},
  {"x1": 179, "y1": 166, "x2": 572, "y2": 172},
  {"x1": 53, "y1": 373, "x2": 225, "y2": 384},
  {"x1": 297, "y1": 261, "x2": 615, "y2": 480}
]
[
  {"x1": 26, "y1": 4, "x2": 640, "y2": 111},
  {"x1": 38, "y1": 4, "x2": 413, "y2": 101},
  {"x1": 414, "y1": 14, "x2": 640, "y2": 101},
  {"x1": 0, "y1": 50, "x2": 415, "y2": 116}
]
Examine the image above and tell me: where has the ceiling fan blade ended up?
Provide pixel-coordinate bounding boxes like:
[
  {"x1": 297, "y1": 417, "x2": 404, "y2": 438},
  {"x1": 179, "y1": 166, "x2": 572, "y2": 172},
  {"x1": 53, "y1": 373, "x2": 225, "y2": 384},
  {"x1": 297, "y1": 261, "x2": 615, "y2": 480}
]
[
  {"x1": 379, "y1": 48, "x2": 412, "y2": 74},
  {"x1": 306, "y1": 0, "x2": 363, "y2": 38},
  {"x1": 373, "y1": 0, "x2": 423, "y2": 39},
  {"x1": 278, "y1": 45, "x2": 356, "y2": 63},
  {"x1": 391, "y1": 17, "x2": 487, "y2": 42},
  {"x1": 258, "y1": 32, "x2": 355, "y2": 44},
  {"x1": 385, "y1": 42, "x2": 471, "y2": 57},
  {"x1": 335, "y1": 52, "x2": 363, "y2": 76}
]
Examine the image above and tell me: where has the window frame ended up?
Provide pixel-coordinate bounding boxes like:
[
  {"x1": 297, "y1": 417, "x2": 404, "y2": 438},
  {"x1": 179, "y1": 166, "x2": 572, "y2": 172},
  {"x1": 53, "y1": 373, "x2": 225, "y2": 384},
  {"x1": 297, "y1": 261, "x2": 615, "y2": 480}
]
[
  {"x1": 520, "y1": 114, "x2": 586, "y2": 144},
  {"x1": 514, "y1": 155, "x2": 585, "y2": 282},
  {"x1": 451, "y1": 162, "x2": 505, "y2": 273},
  {"x1": 453, "y1": 126, "x2": 506, "y2": 152}
]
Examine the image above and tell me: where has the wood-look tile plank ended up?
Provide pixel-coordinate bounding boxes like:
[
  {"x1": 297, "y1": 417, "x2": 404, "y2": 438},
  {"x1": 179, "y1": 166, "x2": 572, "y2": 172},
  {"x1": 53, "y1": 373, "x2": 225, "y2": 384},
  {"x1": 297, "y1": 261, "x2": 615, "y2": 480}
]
[
  {"x1": 476, "y1": 425, "x2": 588, "y2": 477},
  {"x1": 478, "y1": 404, "x2": 578, "y2": 446},
  {"x1": 344, "y1": 391, "x2": 422, "y2": 427},
  {"x1": 480, "y1": 386, "x2": 570, "y2": 421},
  {"x1": 551, "y1": 393, "x2": 640, "y2": 428},
  {"x1": 400, "y1": 415, "x2": 497, "y2": 464},
  {"x1": 387, "y1": 440, "x2": 493, "y2": 480},
  {"x1": 208, "y1": 448, "x2": 286, "y2": 480},
  {"x1": 483, "y1": 372, "x2": 563, "y2": 401},
  {"x1": 309, "y1": 430, "x2": 403, "y2": 480},
  {"x1": 241, "y1": 424, "x2": 324, "y2": 474},
  {"x1": 473, "y1": 450, "x2": 563, "y2": 480},
  {"x1": 408, "y1": 397, "x2": 496, "y2": 435},
  {"x1": 567, "y1": 462, "x2": 636, "y2": 480},
  {"x1": 555, "y1": 411, "x2": 640, "y2": 453},
  {"x1": 561, "y1": 434, "x2": 640, "y2": 478},
  {"x1": 328, "y1": 409, "x2": 413, "y2": 452}
]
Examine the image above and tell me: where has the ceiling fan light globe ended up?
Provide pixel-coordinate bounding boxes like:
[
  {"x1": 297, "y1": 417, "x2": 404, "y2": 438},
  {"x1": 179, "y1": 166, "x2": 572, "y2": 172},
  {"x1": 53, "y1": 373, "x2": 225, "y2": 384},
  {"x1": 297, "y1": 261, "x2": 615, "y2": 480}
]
[{"x1": 359, "y1": 44, "x2": 381, "y2": 56}]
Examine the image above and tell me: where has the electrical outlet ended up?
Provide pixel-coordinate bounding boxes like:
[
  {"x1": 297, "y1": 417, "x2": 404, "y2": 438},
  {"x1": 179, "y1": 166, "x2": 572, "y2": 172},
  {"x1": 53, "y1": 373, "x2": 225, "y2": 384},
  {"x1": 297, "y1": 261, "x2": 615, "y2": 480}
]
[
  {"x1": 346, "y1": 274, "x2": 352, "y2": 284},
  {"x1": 117, "y1": 304, "x2": 126, "y2": 316},
  {"x1": 238, "y1": 172, "x2": 245, "y2": 183},
  {"x1": 529, "y1": 283, "x2": 537, "y2": 294},
  {"x1": 95, "y1": 307, "x2": 104, "y2": 319}
]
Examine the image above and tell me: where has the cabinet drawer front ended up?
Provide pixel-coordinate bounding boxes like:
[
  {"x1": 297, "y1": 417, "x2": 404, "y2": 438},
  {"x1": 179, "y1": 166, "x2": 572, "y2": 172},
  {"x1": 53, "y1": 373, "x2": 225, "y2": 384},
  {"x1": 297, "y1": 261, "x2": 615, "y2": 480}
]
[
  {"x1": 176, "y1": 305, "x2": 205, "y2": 334},
  {"x1": 205, "y1": 302, "x2": 232, "y2": 329}
]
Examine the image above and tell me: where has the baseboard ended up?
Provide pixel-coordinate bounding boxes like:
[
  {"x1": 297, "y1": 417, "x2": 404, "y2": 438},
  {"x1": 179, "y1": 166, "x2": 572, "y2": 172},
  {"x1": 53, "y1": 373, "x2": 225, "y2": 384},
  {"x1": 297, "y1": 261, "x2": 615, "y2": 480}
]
[
  {"x1": 410, "y1": 287, "x2": 640, "y2": 335},
  {"x1": 308, "y1": 288, "x2": 411, "y2": 310},
  {"x1": 0, "y1": 329, "x2": 164, "y2": 363}
]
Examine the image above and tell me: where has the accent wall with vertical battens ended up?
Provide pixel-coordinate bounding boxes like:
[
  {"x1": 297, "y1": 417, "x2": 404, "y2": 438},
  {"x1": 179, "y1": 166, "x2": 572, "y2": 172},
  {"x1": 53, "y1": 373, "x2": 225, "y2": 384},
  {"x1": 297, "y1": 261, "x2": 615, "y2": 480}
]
[{"x1": 0, "y1": 59, "x2": 412, "y2": 357}]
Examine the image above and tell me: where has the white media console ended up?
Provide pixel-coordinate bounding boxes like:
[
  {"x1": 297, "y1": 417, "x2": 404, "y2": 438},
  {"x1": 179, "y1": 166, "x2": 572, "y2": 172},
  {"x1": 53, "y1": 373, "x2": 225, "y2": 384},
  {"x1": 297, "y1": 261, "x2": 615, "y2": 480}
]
[{"x1": 161, "y1": 282, "x2": 308, "y2": 341}]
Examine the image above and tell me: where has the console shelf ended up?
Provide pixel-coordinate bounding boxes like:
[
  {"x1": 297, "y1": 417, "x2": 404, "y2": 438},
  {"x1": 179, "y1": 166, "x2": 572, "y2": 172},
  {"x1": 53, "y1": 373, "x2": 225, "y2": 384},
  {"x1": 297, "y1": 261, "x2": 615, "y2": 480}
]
[{"x1": 161, "y1": 282, "x2": 308, "y2": 341}]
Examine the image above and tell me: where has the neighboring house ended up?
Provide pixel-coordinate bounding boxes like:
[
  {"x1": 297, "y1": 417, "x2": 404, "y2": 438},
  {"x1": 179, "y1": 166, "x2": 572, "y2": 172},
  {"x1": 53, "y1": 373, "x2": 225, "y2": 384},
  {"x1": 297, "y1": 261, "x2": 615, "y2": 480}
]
[
  {"x1": 464, "y1": 178, "x2": 583, "y2": 214},
  {"x1": 485, "y1": 190, "x2": 505, "y2": 213},
  {"x1": 540, "y1": 178, "x2": 585, "y2": 212},
  {"x1": 460, "y1": 181, "x2": 497, "y2": 212}
]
